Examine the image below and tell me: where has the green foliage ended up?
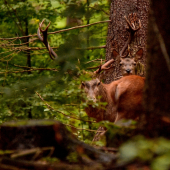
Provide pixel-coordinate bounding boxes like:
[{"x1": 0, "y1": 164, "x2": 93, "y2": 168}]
[
  {"x1": 0, "y1": 0, "x2": 110, "y2": 144},
  {"x1": 91, "y1": 120, "x2": 170, "y2": 170},
  {"x1": 104, "y1": 120, "x2": 137, "y2": 147},
  {"x1": 119, "y1": 136, "x2": 170, "y2": 170}
]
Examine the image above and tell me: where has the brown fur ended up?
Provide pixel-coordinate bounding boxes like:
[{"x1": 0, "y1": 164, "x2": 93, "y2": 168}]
[{"x1": 82, "y1": 75, "x2": 145, "y2": 122}]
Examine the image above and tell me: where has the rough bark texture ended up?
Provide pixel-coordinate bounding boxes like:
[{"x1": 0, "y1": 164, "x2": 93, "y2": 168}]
[
  {"x1": 104, "y1": 0, "x2": 149, "y2": 83},
  {"x1": 143, "y1": 0, "x2": 170, "y2": 137}
]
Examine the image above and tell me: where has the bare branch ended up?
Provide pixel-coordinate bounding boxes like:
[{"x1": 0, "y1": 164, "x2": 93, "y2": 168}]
[
  {"x1": 35, "y1": 91, "x2": 97, "y2": 124},
  {"x1": 0, "y1": 68, "x2": 58, "y2": 74},
  {"x1": 0, "y1": 20, "x2": 110, "y2": 40},
  {"x1": 0, "y1": 38, "x2": 38, "y2": 47},
  {"x1": 64, "y1": 123, "x2": 101, "y2": 132},
  {"x1": 1, "y1": 46, "x2": 105, "y2": 52},
  {"x1": 47, "y1": 20, "x2": 111, "y2": 35},
  {"x1": 78, "y1": 45, "x2": 106, "y2": 50},
  {"x1": 0, "y1": 50, "x2": 21, "y2": 62},
  {"x1": 0, "y1": 49, "x2": 17, "y2": 55},
  {"x1": 85, "y1": 59, "x2": 106, "y2": 64}
]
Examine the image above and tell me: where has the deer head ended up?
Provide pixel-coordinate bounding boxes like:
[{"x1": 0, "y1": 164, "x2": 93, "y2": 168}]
[
  {"x1": 112, "y1": 13, "x2": 143, "y2": 76},
  {"x1": 81, "y1": 78, "x2": 101, "y2": 103},
  {"x1": 114, "y1": 48, "x2": 143, "y2": 75},
  {"x1": 81, "y1": 59, "x2": 114, "y2": 102}
]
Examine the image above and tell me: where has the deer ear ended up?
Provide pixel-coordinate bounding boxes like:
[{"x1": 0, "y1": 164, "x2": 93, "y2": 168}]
[
  {"x1": 96, "y1": 78, "x2": 101, "y2": 85},
  {"x1": 112, "y1": 49, "x2": 119, "y2": 59},
  {"x1": 135, "y1": 48, "x2": 143, "y2": 60},
  {"x1": 81, "y1": 82, "x2": 85, "y2": 88}
]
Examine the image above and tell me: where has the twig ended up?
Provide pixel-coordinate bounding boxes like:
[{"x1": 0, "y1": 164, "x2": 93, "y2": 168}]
[
  {"x1": 11, "y1": 147, "x2": 54, "y2": 160},
  {"x1": 88, "y1": 6, "x2": 109, "y2": 15},
  {"x1": 35, "y1": 92, "x2": 98, "y2": 126},
  {"x1": 66, "y1": 110, "x2": 96, "y2": 123},
  {"x1": 0, "y1": 38, "x2": 38, "y2": 47},
  {"x1": 0, "y1": 50, "x2": 21, "y2": 63},
  {"x1": 1, "y1": 46, "x2": 58, "y2": 51},
  {"x1": 0, "y1": 68, "x2": 58, "y2": 74},
  {"x1": 21, "y1": 47, "x2": 58, "y2": 51},
  {"x1": 1, "y1": 46, "x2": 105, "y2": 52},
  {"x1": 64, "y1": 123, "x2": 102, "y2": 132},
  {"x1": 49, "y1": 21, "x2": 110, "y2": 35},
  {"x1": 85, "y1": 59, "x2": 106, "y2": 64},
  {"x1": 78, "y1": 45, "x2": 106, "y2": 50},
  {"x1": 0, "y1": 49, "x2": 17, "y2": 55},
  {"x1": 30, "y1": 51, "x2": 49, "y2": 56},
  {"x1": 0, "y1": 50, "x2": 18, "y2": 61},
  {"x1": 13, "y1": 64, "x2": 36, "y2": 69}
]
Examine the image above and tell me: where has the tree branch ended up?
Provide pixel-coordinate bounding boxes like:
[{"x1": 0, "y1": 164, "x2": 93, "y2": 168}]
[
  {"x1": 0, "y1": 20, "x2": 111, "y2": 40},
  {"x1": 0, "y1": 38, "x2": 38, "y2": 47},
  {"x1": 0, "y1": 68, "x2": 58, "y2": 74},
  {"x1": 35, "y1": 91, "x2": 97, "y2": 126},
  {"x1": 1, "y1": 46, "x2": 106, "y2": 53}
]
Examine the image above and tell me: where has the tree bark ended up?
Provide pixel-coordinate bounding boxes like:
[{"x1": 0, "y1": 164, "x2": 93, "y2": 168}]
[
  {"x1": 104, "y1": 0, "x2": 149, "y2": 83},
  {"x1": 143, "y1": 0, "x2": 170, "y2": 137}
]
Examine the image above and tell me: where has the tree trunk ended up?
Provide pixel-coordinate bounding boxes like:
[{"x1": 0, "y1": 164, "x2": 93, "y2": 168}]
[
  {"x1": 104, "y1": 0, "x2": 149, "y2": 83},
  {"x1": 143, "y1": 0, "x2": 170, "y2": 137},
  {"x1": 0, "y1": 120, "x2": 116, "y2": 164}
]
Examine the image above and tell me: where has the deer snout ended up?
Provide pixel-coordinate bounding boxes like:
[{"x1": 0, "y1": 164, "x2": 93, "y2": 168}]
[
  {"x1": 126, "y1": 69, "x2": 131, "y2": 74},
  {"x1": 86, "y1": 90, "x2": 97, "y2": 103},
  {"x1": 87, "y1": 95, "x2": 97, "y2": 103}
]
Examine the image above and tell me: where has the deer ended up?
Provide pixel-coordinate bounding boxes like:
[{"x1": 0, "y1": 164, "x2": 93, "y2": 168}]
[
  {"x1": 81, "y1": 60, "x2": 145, "y2": 123},
  {"x1": 112, "y1": 13, "x2": 144, "y2": 76}
]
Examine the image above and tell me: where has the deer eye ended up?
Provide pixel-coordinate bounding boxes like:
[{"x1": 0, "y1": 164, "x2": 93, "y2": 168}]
[{"x1": 97, "y1": 82, "x2": 101, "y2": 86}]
